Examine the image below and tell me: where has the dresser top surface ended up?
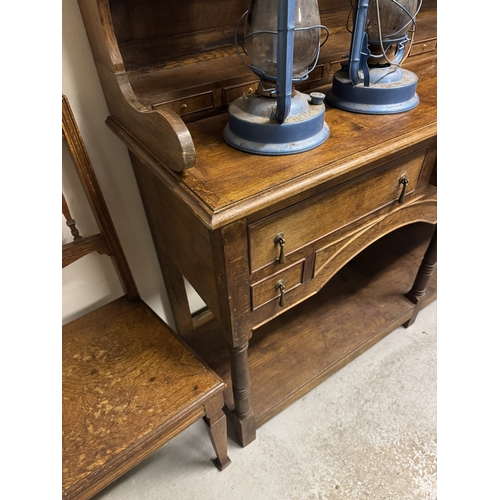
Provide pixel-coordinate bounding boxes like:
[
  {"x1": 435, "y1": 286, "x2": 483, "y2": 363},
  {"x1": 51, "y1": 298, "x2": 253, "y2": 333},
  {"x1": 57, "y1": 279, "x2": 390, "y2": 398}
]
[{"x1": 172, "y1": 63, "x2": 436, "y2": 227}]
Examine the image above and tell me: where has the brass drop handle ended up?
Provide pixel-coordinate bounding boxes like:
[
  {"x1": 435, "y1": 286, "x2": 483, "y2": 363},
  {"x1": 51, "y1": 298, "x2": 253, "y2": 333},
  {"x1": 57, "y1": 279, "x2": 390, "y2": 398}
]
[
  {"x1": 274, "y1": 233, "x2": 286, "y2": 264},
  {"x1": 275, "y1": 280, "x2": 286, "y2": 307},
  {"x1": 398, "y1": 175, "x2": 409, "y2": 204}
]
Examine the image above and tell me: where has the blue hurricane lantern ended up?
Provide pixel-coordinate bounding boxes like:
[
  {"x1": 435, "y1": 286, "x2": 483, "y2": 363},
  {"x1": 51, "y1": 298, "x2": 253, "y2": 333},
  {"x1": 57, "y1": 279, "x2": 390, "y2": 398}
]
[
  {"x1": 223, "y1": 0, "x2": 330, "y2": 155},
  {"x1": 327, "y1": 0, "x2": 422, "y2": 114}
]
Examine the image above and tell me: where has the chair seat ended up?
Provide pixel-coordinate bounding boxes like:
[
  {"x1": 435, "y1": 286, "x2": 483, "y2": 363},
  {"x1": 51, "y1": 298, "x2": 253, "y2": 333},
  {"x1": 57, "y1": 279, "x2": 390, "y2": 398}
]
[{"x1": 62, "y1": 296, "x2": 228, "y2": 500}]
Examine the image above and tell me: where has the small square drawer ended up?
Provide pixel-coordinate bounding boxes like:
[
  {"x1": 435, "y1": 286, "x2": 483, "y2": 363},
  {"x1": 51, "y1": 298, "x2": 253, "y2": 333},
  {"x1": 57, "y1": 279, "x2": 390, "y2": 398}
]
[
  {"x1": 223, "y1": 81, "x2": 260, "y2": 105},
  {"x1": 248, "y1": 148, "x2": 428, "y2": 272},
  {"x1": 159, "y1": 92, "x2": 214, "y2": 117},
  {"x1": 251, "y1": 260, "x2": 304, "y2": 310},
  {"x1": 409, "y1": 39, "x2": 437, "y2": 57}
]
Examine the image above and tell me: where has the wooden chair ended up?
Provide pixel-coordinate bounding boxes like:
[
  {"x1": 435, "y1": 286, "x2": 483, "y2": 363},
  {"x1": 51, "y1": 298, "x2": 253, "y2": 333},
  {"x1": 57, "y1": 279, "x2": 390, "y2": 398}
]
[{"x1": 62, "y1": 95, "x2": 230, "y2": 500}]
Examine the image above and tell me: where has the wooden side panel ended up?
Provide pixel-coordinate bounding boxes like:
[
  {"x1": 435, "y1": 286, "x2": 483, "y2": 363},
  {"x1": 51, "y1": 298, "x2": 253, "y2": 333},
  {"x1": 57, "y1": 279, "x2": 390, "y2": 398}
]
[
  {"x1": 77, "y1": 0, "x2": 196, "y2": 172},
  {"x1": 129, "y1": 154, "x2": 220, "y2": 318},
  {"x1": 77, "y1": 0, "x2": 127, "y2": 72}
]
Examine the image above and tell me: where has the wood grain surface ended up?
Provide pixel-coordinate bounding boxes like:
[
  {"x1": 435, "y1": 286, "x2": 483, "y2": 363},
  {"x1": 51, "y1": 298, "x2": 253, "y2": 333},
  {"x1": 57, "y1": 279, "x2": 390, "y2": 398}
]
[
  {"x1": 63, "y1": 297, "x2": 225, "y2": 497},
  {"x1": 75, "y1": 0, "x2": 437, "y2": 449}
]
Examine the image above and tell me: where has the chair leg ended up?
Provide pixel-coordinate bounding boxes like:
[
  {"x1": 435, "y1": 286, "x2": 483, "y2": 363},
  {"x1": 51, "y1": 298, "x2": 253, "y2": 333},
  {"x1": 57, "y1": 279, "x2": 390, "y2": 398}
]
[
  {"x1": 404, "y1": 226, "x2": 437, "y2": 328},
  {"x1": 203, "y1": 393, "x2": 231, "y2": 470}
]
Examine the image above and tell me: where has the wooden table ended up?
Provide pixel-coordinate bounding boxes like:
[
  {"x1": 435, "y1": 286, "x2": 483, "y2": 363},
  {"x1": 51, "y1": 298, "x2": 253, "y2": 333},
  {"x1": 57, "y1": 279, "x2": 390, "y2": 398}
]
[
  {"x1": 107, "y1": 57, "x2": 436, "y2": 447},
  {"x1": 78, "y1": 0, "x2": 437, "y2": 448}
]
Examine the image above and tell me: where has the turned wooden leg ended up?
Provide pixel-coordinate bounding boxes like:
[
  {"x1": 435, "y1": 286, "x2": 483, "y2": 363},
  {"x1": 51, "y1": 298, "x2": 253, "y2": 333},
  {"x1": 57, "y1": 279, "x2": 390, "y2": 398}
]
[
  {"x1": 228, "y1": 342, "x2": 256, "y2": 447},
  {"x1": 203, "y1": 393, "x2": 231, "y2": 470},
  {"x1": 404, "y1": 226, "x2": 437, "y2": 328}
]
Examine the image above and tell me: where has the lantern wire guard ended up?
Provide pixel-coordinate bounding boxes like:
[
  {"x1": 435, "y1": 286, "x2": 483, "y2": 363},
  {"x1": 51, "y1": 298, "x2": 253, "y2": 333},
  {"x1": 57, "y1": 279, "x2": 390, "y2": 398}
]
[
  {"x1": 327, "y1": 0, "x2": 422, "y2": 114},
  {"x1": 224, "y1": 0, "x2": 330, "y2": 155}
]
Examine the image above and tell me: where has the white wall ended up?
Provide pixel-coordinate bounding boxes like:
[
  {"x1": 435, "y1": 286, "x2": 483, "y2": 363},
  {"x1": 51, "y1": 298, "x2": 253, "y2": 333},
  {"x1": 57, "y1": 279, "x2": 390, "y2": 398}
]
[{"x1": 62, "y1": 0, "x2": 204, "y2": 327}]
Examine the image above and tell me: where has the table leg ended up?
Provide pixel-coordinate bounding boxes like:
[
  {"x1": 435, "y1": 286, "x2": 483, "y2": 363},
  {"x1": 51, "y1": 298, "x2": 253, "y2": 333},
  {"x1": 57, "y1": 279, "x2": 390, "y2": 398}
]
[
  {"x1": 404, "y1": 225, "x2": 437, "y2": 327},
  {"x1": 228, "y1": 342, "x2": 256, "y2": 447},
  {"x1": 157, "y1": 253, "x2": 195, "y2": 337},
  {"x1": 203, "y1": 393, "x2": 231, "y2": 470}
]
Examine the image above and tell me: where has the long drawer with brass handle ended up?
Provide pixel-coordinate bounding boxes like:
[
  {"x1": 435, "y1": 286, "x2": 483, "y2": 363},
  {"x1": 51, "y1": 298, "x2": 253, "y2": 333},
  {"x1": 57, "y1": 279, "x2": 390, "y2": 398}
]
[{"x1": 248, "y1": 147, "x2": 429, "y2": 273}]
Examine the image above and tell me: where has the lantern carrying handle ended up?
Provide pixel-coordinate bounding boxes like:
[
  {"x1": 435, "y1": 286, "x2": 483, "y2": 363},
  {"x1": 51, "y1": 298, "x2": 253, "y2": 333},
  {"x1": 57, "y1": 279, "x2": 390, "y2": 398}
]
[
  {"x1": 347, "y1": 0, "x2": 422, "y2": 86},
  {"x1": 348, "y1": 0, "x2": 371, "y2": 86},
  {"x1": 371, "y1": 0, "x2": 422, "y2": 68},
  {"x1": 275, "y1": 0, "x2": 294, "y2": 122}
]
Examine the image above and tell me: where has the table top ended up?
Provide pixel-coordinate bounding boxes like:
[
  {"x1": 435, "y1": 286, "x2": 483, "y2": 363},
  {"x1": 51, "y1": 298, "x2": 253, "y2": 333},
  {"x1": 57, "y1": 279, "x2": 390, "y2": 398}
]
[{"x1": 178, "y1": 63, "x2": 436, "y2": 228}]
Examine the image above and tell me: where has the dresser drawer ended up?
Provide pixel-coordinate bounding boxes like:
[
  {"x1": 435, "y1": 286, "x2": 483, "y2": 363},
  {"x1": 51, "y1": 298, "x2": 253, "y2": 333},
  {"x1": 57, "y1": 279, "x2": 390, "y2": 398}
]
[
  {"x1": 223, "y1": 81, "x2": 260, "y2": 105},
  {"x1": 248, "y1": 148, "x2": 427, "y2": 272},
  {"x1": 159, "y1": 91, "x2": 214, "y2": 117},
  {"x1": 409, "y1": 39, "x2": 437, "y2": 56},
  {"x1": 251, "y1": 260, "x2": 304, "y2": 310}
]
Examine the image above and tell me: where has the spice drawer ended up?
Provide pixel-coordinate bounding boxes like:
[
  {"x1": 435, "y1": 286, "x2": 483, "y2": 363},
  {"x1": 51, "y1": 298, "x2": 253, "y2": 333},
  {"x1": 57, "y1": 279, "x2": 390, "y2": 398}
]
[
  {"x1": 251, "y1": 260, "x2": 305, "y2": 311},
  {"x1": 156, "y1": 92, "x2": 214, "y2": 117},
  {"x1": 248, "y1": 148, "x2": 428, "y2": 272},
  {"x1": 223, "y1": 81, "x2": 260, "y2": 105},
  {"x1": 409, "y1": 39, "x2": 437, "y2": 56}
]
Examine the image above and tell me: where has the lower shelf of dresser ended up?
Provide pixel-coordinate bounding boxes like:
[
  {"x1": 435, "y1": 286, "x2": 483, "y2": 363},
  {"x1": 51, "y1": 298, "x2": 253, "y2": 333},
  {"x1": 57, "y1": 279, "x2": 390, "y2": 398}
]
[{"x1": 184, "y1": 222, "x2": 437, "y2": 432}]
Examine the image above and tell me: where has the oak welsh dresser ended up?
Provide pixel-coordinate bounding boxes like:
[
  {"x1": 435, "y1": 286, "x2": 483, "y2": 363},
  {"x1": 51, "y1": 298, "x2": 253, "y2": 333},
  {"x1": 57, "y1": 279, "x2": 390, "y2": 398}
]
[{"x1": 76, "y1": 0, "x2": 437, "y2": 446}]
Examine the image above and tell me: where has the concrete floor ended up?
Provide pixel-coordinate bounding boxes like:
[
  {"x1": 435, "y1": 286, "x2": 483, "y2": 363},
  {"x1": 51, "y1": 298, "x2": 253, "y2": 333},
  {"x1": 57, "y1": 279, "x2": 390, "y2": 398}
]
[{"x1": 94, "y1": 301, "x2": 437, "y2": 500}]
